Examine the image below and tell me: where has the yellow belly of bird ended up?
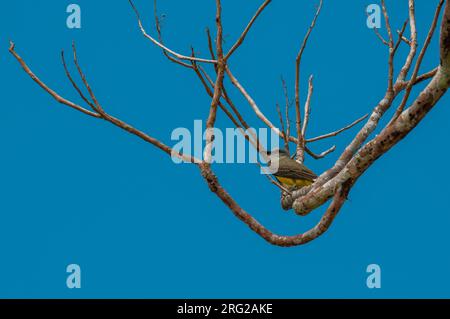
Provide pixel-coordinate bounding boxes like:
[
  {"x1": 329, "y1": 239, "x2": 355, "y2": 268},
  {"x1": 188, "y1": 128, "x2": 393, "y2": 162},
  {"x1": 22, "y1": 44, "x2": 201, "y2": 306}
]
[{"x1": 275, "y1": 177, "x2": 313, "y2": 188}]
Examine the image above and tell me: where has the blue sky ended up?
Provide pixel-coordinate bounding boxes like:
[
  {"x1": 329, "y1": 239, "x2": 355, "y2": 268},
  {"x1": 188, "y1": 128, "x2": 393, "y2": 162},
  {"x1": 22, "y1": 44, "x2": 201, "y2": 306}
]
[{"x1": 0, "y1": 0, "x2": 449, "y2": 298}]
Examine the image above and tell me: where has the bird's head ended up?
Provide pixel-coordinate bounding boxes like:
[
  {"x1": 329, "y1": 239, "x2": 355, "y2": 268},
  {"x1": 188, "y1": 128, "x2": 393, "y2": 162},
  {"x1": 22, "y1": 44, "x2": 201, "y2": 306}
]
[{"x1": 267, "y1": 148, "x2": 290, "y2": 160}]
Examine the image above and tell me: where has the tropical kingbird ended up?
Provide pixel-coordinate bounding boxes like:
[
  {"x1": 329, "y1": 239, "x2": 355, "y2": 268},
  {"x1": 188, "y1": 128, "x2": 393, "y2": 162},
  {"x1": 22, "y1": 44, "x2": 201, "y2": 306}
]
[{"x1": 268, "y1": 148, "x2": 317, "y2": 188}]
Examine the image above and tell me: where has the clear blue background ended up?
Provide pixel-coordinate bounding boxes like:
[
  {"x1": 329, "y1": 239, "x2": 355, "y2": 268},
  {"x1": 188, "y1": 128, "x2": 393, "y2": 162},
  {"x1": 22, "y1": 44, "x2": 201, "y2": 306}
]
[{"x1": 1, "y1": 0, "x2": 449, "y2": 298}]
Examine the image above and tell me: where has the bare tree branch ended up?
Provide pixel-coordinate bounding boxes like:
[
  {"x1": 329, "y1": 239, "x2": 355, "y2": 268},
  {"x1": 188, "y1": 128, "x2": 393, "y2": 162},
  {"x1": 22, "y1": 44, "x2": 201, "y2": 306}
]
[
  {"x1": 397, "y1": 30, "x2": 412, "y2": 46},
  {"x1": 227, "y1": 66, "x2": 339, "y2": 160},
  {"x1": 199, "y1": 162, "x2": 351, "y2": 247},
  {"x1": 226, "y1": 67, "x2": 282, "y2": 137},
  {"x1": 381, "y1": 0, "x2": 395, "y2": 93},
  {"x1": 191, "y1": 52, "x2": 266, "y2": 160},
  {"x1": 306, "y1": 145, "x2": 336, "y2": 160},
  {"x1": 61, "y1": 50, "x2": 98, "y2": 112},
  {"x1": 281, "y1": 77, "x2": 291, "y2": 153},
  {"x1": 297, "y1": 75, "x2": 314, "y2": 162},
  {"x1": 301, "y1": 75, "x2": 314, "y2": 139},
  {"x1": 152, "y1": 0, "x2": 194, "y2": 69},
  {"x1": 306, "y1": 114, "x2": 369, "y2": 143},
  {"x1": 9, "y1": 42, "x2": 200, "y2": 164},
  {"x1": 206, "y1": 28, "x2": 217, "y2": 62},
  {"x1": 204, "y1": 0, "x2": 226, "y2": 163},
  {"x1": 295, "y1": 0, "x2": 323, "y2": 159},
  {"x1": 397, "y1": 0, "x2": 418, "y2": 82},
  {"x1": 367, "y1": 6, "x2": 389, "y2": 46},
  {"x1": 9, "y1": 42, "x2": 100, "y2": 118},
  {"x1": 390, "y1": 0, "x2": 445, "y2": 123},
  {"x1": 71, "y1": 42, "x2": 104, "y2": 113},
  {"x1": 225, "y1": 0, "x2": 272, "y2": 60},
  {"x1": 128, "y1": 0, "x2": 217, "y2": 64},
  {"x1": 276, "y1": 103, "x2": 288, "y2": 151},
  {"x1": 394, "y1": 19, "x2": 409, "y2": 53}
]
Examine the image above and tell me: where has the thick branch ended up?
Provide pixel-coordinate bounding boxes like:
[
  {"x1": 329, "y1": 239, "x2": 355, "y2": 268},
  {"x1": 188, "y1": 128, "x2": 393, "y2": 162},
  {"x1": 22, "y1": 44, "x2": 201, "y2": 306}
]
[
  {"x1": 199, "y1": 163, "x2": 351, "y2": 247},
  {"x1": 391, "y1": 0, "x2": 445, "y2": 122},
  {"x1": 440, "y1": 1, "x2": 450, "y2": 73}
]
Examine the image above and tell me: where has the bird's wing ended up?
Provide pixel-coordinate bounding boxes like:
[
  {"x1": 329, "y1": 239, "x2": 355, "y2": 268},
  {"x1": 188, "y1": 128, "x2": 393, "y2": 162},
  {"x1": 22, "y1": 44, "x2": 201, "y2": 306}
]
[{"x1": 273, "y1": 159, "x2": 318, "y2": 181}]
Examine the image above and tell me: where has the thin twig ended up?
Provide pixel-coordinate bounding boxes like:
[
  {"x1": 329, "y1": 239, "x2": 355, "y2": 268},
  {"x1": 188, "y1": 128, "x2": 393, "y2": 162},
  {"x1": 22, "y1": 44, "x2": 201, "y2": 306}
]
[
  {"x1": 71, "y1": 42, "x2": 103, "y2": 113},
  {"x1": 296, "y1": 75, "x2": 314, "y2": 163},
  {"x1": 206, "y1": 28, "x2": 217, "y2": 61},
  {"x1": 381, "y1": 0, "x2": 394, "y2": 45},
  {"x1": 276, "y1": 103, "x2": 288, "y2": 150},
  {"x1": 9, "y1": 42, "x2": 100, "y2": 118},
  {"x1": 128, "y1": 0, "x2": 217, "y2": 64},
  {"x1": 61, "y1": 50, "x2": 97, "y2": 112},
  {"x1": 152, "y1": 0, "x2": 194, "y2": 69},
  {"x1": 226, "y1": 67, "x2": 281, "y2": 136},
  {"x1": 397, "y1": 0, "x2": 417, "y2": 82},
  {"x1": 306, "y1": 145, "x2": 336, "y2": 159},
  {"x1": 369, "y1": 22, "x2": 389, "y2": 46},
  {"x1": 191, "y1": 50, "x2": 261, "y2": 153},
  {"x1": 381, "y1": 0, "x2": 395, "y2": 93},
  {"x1": 196, "y1": 62, "x2": 261, "y2": 150},
  {"x1": 397, "y1": 30, "x2": 412, "y2": 45},
  {"x1": 281, "y1": 77, "x2": 291, "y2": 153},
  {"x1": 225, "y1": 0, "x2": 272, "y2": 60},
  {"x1": 306, "y1": 114, "x2": 369, "y2": 143},
  {"x1": 301, "y1": 76, "x2": 314, "y2": 143},
  {"x1": 394, "y1": 19, "x2": 409, "y2": 53},
  {"x1": 395, "y1": 68, "x2": 438, "y2": 92},
  {"x1": 295, "y1": 0, "x2": 323, "y2": 155}
]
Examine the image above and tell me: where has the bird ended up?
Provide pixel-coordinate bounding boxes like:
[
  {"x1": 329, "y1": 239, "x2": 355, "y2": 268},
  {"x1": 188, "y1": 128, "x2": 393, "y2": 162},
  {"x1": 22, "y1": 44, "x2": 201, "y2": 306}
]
[{"x1": 268, "y1": 148, "x2": 317, "y2": 189}]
